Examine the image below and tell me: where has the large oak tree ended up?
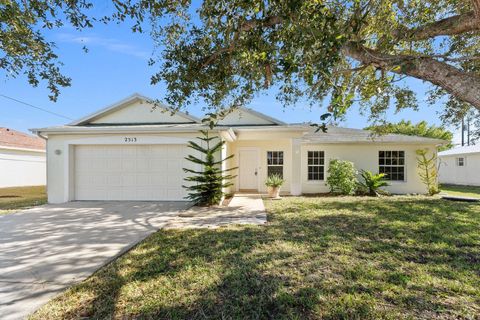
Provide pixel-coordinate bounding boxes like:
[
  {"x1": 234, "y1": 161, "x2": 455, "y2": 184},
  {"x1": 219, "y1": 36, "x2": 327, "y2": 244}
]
[{"x1": 1, "y1": 0, "x2": 479, "y2": 127}]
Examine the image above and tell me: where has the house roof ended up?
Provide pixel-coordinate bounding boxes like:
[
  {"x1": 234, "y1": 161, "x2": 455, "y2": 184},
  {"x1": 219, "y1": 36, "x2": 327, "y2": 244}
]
[
  {"x1": 0, "y1": 127, "x2": 46, "y2": 151},
  {"x1": 438, "y1": 145, "x2": 480, "y2": 156},
  {"x1": 30, "y1": 94, "x2": 446, "y2": 146},
  {"x1": 31, "y1": 123, "x2": 445, "y2": 145},
  {"x1": 302, "y1": 126, "x2": 446, "y2": 145},
  {"x1": 30, "y1": 123, "x2": 307, "y2": 135}
]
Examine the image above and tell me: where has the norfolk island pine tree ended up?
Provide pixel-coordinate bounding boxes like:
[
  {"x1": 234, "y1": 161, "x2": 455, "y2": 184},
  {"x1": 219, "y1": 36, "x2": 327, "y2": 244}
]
[{"x1": 183, "y1": 130, "x2": 237, "y2": 206}]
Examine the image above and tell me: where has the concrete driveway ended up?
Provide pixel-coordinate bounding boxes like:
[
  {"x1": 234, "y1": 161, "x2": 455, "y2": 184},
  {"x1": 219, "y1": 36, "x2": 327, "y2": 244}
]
[{"x1": 0, "y1": 201, "x2": 191, "y2": 320}]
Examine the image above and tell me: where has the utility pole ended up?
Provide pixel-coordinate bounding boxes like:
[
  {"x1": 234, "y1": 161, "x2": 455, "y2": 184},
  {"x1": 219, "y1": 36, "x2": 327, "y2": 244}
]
[
  {"x1": 462, "y1": 117, "x2": 465, "y2": 146},
  {"x1": 467, "y1": 117, "x2": 471, "y2": 146}
]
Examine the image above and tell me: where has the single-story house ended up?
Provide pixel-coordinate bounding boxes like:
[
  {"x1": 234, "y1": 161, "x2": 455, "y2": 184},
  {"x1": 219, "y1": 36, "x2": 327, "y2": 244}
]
[
  {"x1": 0, "y1": 127, "x2": 46, "y2": 188},
  {"x1": 31, "y1": 93, "x2": 444, "y2": 203},
  {"x1": 438, "y1": 145, "x2": 480, "y2": 186}
]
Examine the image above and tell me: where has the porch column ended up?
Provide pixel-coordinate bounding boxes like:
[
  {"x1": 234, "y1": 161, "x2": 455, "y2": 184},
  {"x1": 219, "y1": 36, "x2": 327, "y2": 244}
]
[
  {"x1": 291, "y1": 138, "x2": 302, "y2": 195},
  {"x1": 221, "y1": 140, "x2": 228, "y2": 194}
]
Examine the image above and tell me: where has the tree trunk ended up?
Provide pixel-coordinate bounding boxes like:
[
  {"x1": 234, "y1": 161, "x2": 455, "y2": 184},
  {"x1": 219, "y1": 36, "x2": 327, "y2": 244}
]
[{"x1": 343, "y1": 43, "x2": 480, "y2": 111}]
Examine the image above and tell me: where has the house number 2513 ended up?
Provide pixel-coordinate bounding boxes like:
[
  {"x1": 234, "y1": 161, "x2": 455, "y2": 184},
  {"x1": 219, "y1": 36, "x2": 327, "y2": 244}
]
[{"x1": 124, "y1": 137, "x2": 137, "y2": 142}]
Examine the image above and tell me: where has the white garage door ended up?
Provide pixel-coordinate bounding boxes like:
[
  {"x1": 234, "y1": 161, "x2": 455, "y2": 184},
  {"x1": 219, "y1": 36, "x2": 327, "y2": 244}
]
[{"x1": 74, "y1": 145, "x2": 190, "y2": 201}]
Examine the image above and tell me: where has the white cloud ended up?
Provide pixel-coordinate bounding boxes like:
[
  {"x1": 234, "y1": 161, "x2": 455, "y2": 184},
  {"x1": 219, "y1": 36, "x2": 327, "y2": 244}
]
[{"x1": 56, "y1": 33, "x2": 150, "y2": 60}]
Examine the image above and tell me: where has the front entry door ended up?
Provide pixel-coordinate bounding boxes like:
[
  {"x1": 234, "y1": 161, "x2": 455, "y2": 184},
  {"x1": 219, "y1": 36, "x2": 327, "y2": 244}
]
[{"x1": 239, "y1": 149, "x2": 259, "y2": 190}]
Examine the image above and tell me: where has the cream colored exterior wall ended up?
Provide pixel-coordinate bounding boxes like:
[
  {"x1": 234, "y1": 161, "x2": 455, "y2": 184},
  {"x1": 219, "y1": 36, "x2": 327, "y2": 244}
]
[
  {"x1": 46, "y1": 132, "x2": 204, "y2": 203},
  {"x1": 217, "y1": 109, "x2": 275, "y2": 125},
  {"x1": 90, "y1": 101, "x2": 194, "y2": 124},
  {"x1": 300, "y1": 143, "x2": 437, "y2": 194},
  {"x1": 227, "y1": 139, "x2": 293, "y2": 193},
  {"x1": 0, "y1": 148, "x2": 46, "y2": 187},
  {"x1": 438, "y1": 153, "x2": 480, "y2": 186},
  {"x1": 45, "y1": 129, "x2": 438, "y2": 203}
]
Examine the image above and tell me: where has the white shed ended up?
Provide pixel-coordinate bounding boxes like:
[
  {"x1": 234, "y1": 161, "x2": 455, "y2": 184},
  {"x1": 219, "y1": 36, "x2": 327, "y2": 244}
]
[
  {"x1": 438, "y1": 145, "x2": 480, "y2": 186},
  {"x1": 0, "y1": 128, "x2": 46, "y2": 188}
]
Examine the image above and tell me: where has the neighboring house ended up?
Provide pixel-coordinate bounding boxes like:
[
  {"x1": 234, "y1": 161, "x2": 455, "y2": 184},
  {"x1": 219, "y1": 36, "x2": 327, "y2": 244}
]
[
  {"x1": 438, "y1": 145, "x2": 480, "y2": 186},
  {"x1": 31, "y1": 94, "x2": 444, "y2": 203},
  {"x1": 0, "y1": 127, "x2": 46, "y2": 188}
]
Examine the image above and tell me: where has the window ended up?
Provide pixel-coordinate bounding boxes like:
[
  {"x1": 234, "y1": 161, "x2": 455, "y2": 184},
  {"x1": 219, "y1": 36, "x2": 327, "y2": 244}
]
[
  {"x1": 267, "y1": 151, "x2": 283, "y2": 177},
  {"x1": 379, "y1": 151, "x2": 405, "y2": 181},
  {"x1": 456, "y1": 157, "x2": 465, "y2": 167},
  {"x1": 307, "y1": 151, "x2": 325, "y2": 181}
]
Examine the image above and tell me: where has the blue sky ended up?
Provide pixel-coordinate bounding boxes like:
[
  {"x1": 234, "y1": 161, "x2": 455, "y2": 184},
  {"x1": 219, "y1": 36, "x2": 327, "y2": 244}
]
[{"x1": 0, "y1": 7, "x2": 462, "y2": 143}]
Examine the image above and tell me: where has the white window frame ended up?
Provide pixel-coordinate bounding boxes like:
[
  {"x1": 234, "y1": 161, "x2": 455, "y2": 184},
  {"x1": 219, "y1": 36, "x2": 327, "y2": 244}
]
[
  {"x1": 307, "y1": 151, "x2": 325, "y2": 181},
  {"x1": 456, "y1": 157, "x2": 466, "y2": 167},
  {"x1": 379, "y1": 150, "x2": 406, "y2": 182},
  {"x1": 267, "y1": 151, "x2": 284, "y2": 178}
]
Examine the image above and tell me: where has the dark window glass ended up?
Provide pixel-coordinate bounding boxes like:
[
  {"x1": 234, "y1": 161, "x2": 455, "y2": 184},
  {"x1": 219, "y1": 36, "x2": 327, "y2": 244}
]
[
  {"x1": 307, "y1": 151, "x2": 325, "y2": 181},
  {"x1": 267, "y1": 151, "x2": 284, "y2": 178},
  {"x1": 379, "y1": 150, "x2": 405, "y2": 181},
  {"x1": 267, "y1": 166, "x2": 283, "y2": 177}
]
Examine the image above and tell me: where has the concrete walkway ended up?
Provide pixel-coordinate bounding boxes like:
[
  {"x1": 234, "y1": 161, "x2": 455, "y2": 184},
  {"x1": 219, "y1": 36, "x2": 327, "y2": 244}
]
[
  {"x1": 171, "y1": 193, "x2": 267, "y2": 228},
  {"x1": 0, "y1": 195, "x2": 266, "y2": 319}
]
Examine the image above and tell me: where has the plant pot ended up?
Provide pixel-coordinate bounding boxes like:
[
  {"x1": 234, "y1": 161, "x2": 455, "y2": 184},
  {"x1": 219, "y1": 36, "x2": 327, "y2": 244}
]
[{"x1": 267, "y1": 186, "x2": 281, "y2": 198}]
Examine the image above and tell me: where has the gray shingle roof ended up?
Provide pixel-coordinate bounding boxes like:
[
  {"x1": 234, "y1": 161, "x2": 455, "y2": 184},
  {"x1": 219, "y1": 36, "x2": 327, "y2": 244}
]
[
  {"x1": 302, "y1": 126, "x2": 446, "y2": 144},
  {"x1": 438, "y1": 145, "x2": 480, "y2": 156}
]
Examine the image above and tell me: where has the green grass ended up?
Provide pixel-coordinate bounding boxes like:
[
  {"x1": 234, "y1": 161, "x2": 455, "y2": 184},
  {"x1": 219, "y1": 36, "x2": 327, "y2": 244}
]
[
  {"x1": 0, "y1": 185, "x2": 47, "y2": 214},
  {"x1": 31, "y1": 196, "x2": 480, "y2": 319},
  {"x1": 441, "y1": 184, "x2": 480, "y2": 199}
]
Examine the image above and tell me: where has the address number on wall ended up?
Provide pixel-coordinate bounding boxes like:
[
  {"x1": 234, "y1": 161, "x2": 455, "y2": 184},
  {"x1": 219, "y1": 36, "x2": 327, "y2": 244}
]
[{"x1": 124, "y1": 137, "x2": 137, "y2": 142}]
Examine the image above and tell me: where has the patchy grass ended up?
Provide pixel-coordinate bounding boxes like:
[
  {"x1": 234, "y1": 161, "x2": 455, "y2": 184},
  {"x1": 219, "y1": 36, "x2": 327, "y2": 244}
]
[
  {"x1": 0, "y1": 185, "x2": 47, "y2": 214},
  {"x1": 441, "y1": 184, "x2": 480, "y2": 199},
  {"x1": 31, "y1": 197, "x2": 480, "y2": 319}
]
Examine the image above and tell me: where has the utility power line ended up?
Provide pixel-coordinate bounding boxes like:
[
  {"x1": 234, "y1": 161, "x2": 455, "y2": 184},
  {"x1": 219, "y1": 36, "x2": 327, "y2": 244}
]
[{"x1": 0, "y1": 94, "x2": 73, "y2": 120}]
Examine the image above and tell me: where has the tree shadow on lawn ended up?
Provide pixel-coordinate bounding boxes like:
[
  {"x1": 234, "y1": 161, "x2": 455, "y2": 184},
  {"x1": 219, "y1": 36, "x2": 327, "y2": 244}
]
[{"x1": 33, "y1": 198, "x2": 480, "y2": 319}]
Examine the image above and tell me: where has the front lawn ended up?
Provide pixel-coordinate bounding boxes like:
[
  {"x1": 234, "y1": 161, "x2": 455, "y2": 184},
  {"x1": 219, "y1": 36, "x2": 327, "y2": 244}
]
[
  {"x1": 0, "y1": 185, "x2": 47, "y2": 214},
  {"x1": 441, "y1": 184, "x2": 480, "y2": 199},
  {"x1": 31, "y1": 197, "x2": 480, "y2": 319}
]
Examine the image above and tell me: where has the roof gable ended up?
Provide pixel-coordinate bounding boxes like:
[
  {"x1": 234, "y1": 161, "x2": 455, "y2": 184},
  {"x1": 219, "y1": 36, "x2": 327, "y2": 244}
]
[
  {"x1": 70, "y1": 94, "x2": 200, "y2": 125},
  {"x1": 216, "y1": 107, "x2": 285, "y2": 126}
]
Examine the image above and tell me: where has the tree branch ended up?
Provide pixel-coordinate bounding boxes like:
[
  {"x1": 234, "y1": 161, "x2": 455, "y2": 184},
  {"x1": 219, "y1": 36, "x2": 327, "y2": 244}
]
[
  {"x1": 395, "y1": 11, "x2": 480, "y2": 41},
  {"x1": 343, "y1": 42, "x2": 480, "y2": 110},
  {"x1": 201, "y1": 16, "x2": 282, "y2": 67}
]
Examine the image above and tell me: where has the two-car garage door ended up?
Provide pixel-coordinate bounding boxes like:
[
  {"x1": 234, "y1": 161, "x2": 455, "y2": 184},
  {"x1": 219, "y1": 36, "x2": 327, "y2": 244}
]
[{"x1": 74, "y1": 145, "x2": 190, "y2": 201}]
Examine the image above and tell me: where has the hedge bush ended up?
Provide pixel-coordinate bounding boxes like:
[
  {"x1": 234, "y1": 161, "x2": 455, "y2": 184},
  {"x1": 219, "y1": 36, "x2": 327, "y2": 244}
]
[{"x1": 326, "y1": 159, "x2": 358, "y2": 195}]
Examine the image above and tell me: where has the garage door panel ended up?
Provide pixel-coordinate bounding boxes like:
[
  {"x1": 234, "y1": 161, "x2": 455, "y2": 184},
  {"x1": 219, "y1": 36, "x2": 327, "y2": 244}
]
[
  {"x1": 122, "y1": 159, "x2": 136, "y2": 171},
  {"x1": 106, "y1": 159, "x2": 122, "y2": 171},
  {"x1": 74, "y1": 145, "x2": 190, "y2": 201},
  {"x1": 76, "y1": 187, "x2": 107, "y2": 201}
]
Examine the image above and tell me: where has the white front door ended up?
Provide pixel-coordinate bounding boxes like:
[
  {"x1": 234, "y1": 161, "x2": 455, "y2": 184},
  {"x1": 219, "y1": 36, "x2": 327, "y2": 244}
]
[{"x1": 239, "y1": 149, "x2": 258, "y2": 190}]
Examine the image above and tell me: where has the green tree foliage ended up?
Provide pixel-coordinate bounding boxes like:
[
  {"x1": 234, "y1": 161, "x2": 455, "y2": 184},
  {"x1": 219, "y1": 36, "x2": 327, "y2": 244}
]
[
  {"x1": 365, "y1": 121, "x2": 454, "y2": 151},
  {"x1": 326, "y1": 159, "x2": 358, "y2": 195},
  {"x1": 415, "y1": 149, "x2": 439, "y2": 196},
  {"x1": 3, "y1": 0, "x2": 480, "y2": 130},
  {"x1": 121, "y1": 0, "x2": 480, "y2": 128},
  {"x1": 183, "y1": 130, "x2": 236, "y2": 206},
  {"x1": 0, "y1": 1, "x2": 94, "y2": 101},
  {"x1": 357, "y1": 170, "x2": 389, "y2": 196}
]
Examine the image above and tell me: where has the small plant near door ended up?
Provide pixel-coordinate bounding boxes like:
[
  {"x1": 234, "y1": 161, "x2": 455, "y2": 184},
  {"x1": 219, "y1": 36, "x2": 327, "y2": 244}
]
[
  {"x1": 265, "y1": 174, "x2": 284, "y2": 198},
  {"x1": 183, "y1": 130, "x2": 237, "y2": 206}
]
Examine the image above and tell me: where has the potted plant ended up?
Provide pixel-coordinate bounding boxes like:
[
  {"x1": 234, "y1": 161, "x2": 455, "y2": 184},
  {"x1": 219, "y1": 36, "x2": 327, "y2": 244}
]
[{"x1": 265, "y1": 174, "x2": 284, "y2": 198}]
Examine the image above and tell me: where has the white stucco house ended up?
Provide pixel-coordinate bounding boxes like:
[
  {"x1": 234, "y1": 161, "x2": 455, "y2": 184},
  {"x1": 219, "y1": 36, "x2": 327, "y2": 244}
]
[
  {"x1": 0, "y1": 127, "x2": 46, "y2": 188},
  {"x1": 438, "y1": 145, "x2": 480, "y2": 186},
  {"x1": 31, "y1": 94, "x2": 444, "y2": 203}
]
